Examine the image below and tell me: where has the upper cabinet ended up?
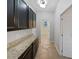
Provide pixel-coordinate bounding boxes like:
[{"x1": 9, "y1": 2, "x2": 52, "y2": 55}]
[
  {"x1": 15, "y1": 0, "x2": 29, "y2": 29},
  {"x1": 27, "y1": 8, "x2": 36, "y2": 28},
  {"x1": 32, "y1": 11, "x2": 36, "y2": 28},
  {"x1": 7, "y1": 0, "x2": 36, "y2": 31},
  {"x1": 7, "y1": 0, "x2": 15, "y2": 30},
  {"x1": 28, "y1": 8, "x2": 33, "y2": 29}
]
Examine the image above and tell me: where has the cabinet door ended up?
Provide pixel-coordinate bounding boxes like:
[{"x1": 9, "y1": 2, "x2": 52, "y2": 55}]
[
  {"x1": 33, "y1": 39, "x2": 39, "y2": 58},
  {"x1": 7, "y1": 0, "x2": 29, "y2": 31},
  {"x1": 29, "y1": 8, "x2": 32, "y2": 28},
  {"x1": 23, "y1": 47, "x2": 33, "y2": 59},
  {"x1": 18, "y1": 0, "x2": 28, "y2": 29},
  {"x1": 33, "y1": 12, "x2": 36, "y2": 28},
  {"x1": 32, "y1": 11, "x2": 34, "y2": 28},
  {"x1": 18, "y1": 44, "x2": 33, "y2": 59},
  {"x1": 7, "y1": 0, "x2": 16, "y2": 30}
]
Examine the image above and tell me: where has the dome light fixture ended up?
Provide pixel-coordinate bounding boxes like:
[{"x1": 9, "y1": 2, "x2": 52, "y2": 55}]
[{"x1": 38, "y1": 0, "x2": 47, "y2": 8}]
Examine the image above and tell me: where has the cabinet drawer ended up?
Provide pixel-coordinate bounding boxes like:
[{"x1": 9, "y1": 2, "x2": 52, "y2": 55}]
[
  {"x1": 18, "y1": 44, "x2": 33, "y2": 59},
  {"x1": 23, "y1": 48, "x2": 33, "y2": 59},
  {"x1": 33, "y1": 39, "x2": 39, "y2": 58}
]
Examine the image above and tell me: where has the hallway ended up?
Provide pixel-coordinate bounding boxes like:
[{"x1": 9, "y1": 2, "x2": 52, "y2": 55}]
[
  {"x1": 35, "y1": 37, "x2": 58, "y2": 59},
  {"x1": 35, "y1": 18, "x2": 71, "y2": 59},
  {"x1": 35, "y1": 36, "x2": 71, "y2": 59},
  {"x1": 7, "y1": 0, "x2": 72, "y2": 59}
]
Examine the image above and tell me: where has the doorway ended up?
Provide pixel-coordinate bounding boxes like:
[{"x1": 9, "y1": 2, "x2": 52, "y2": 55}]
[{"x1": 40, "y1": 19, "x2": 50, "y2": 39}]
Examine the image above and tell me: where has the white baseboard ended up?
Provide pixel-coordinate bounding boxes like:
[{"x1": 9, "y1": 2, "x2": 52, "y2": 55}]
[
  {"x1": 50, "y1": 41, "x2": 62, "y2": 56},
  {"x1": 55, "y1": 44, "x2": 61, "y2": 56}
]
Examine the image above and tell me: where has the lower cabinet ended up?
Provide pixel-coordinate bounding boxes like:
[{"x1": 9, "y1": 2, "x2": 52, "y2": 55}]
[
  {"x1": 18, "y1": 44, "x2": 33, "y2": 59},
  {"x1": 23, "y1": 45, "x2": 33, "y2": 59},
  {"x1": 18, "y1": 39, "x2": 39, "y2": 59},
  {"x1": 33, "y1": 39, "x2": 39, "y2": 59}
]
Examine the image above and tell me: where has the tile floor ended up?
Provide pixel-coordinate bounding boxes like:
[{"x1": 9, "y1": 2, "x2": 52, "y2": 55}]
[{"x1": 35, "y1": 35, "x2": 71, "y2": 59}]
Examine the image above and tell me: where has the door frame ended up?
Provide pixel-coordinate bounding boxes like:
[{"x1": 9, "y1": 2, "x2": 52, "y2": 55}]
[{"x1": 60, "y1": 5, "x2": 72, "y2": 56}]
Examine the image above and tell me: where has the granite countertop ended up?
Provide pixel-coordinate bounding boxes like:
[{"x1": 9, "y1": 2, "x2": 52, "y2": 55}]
[{"x1": 7, "y1": 34, "x2": 37, "y2": 59}]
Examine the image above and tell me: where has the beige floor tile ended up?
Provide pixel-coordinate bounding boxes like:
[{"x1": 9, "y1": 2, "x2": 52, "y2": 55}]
[{"x1": 35, "y1": 36, "x2": 71, "y2": 59}]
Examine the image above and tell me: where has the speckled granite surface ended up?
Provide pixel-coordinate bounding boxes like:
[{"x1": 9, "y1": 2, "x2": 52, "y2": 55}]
[{"x1": 7, "y1": 34, "x2": 37, "y2": 59}]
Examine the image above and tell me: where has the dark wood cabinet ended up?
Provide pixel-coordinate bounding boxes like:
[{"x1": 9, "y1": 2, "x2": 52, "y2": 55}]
[
  {"x1": 7, "y1": 0, "x2": 36, "y2": 31},
  {"x1": 28, "y1": 8, "x2": 33, "y2": 28},
  {"x1": 33, "y1": 39, "x2": 39, "y2": 59},
  {"x1": 16, "y1": 0, "x2": 28, "y2": 29},
  {"x1": 23, "y1": 48, "x2": 33, "y2": 59},
  {"x1": 7, "y1": 0, "x2": 16, "y2": 30},
  {"x1": 27, "y1": 8, "x2": 36, "y2": 28},
  {"x1": 7, "y1": 0, "x2": 29, "y2": 31},
  {"x1": 18, "y1": 44, "x2": 33, "y2": 59},
  {"x1": 18, "y1": 39, "x2": 39, "y2": 59},
  {"x1": 32, "y1": 12, "x2": 36, "y2": 28}
]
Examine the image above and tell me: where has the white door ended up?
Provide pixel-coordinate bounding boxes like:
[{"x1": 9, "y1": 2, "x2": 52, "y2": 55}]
[
  {"x1": 60, "y1": 6, "x2": 72, "y2": 58},
  {"x1": 40, "y1": 20, "x2": 50, "y2": 39}
]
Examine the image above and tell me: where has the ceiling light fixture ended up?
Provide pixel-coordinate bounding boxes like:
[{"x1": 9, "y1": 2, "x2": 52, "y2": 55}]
[{"x1": 38, "y1": 0, "x2": 47, "y2": 8}]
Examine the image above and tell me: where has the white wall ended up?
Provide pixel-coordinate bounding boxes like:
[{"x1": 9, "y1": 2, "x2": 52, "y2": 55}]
[
  {"x1": 36, "y1": 11, "x2": 54, "y2": 42},
  {"x1": 54, "y1": 0, "x2": 72, "y2": 55},
  {"x1": 7, "y1": 29, "x2": 32, "y2": 43}
]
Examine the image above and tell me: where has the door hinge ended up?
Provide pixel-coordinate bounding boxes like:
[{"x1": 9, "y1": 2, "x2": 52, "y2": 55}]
[
  {"x1": 61, "y1": 49, "x2": 63, "y2": 53},
  {"x1": 61, "y1": 49, "x2": 63, "y2": 56},
  {"x1": 61, "y1": 34, "x2": 63, "y2": 37}
]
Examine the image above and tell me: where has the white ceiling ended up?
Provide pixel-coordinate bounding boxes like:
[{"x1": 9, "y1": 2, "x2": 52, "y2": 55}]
[{"x1": 24, "y1": 0, "x2": 59, "y2": 12}]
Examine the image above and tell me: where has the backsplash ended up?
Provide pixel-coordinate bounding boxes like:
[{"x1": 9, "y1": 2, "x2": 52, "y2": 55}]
[{"x1": 7, "y1": 29, "x2": 32, "y2": 43}]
